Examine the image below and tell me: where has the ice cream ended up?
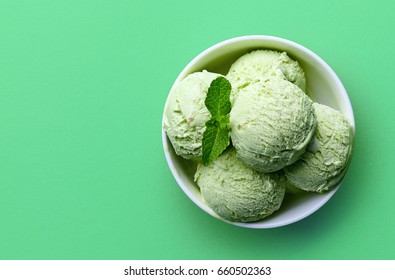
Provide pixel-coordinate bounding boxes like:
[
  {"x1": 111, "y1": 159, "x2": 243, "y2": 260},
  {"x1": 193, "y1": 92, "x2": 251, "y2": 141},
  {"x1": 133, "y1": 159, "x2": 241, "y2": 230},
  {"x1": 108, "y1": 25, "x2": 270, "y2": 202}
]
[
  {"x1": 282, "y1": 176, "x2": 304, "y2": 194},
  {"x1": 227, "y1": 50, "x2": 306, "y2": 102},
  {"x1": 194, "y1": 149, "x2": 285, "y2": 222},
  {"x1": 163, "y1": 47, "x2": 354, "y2": 224},
  {"x1": 230, "y1": 77, "x2": 316, "y2": 173},
  {"x1": 284, "y1": 103, "x2": 353, "y2": 192},
  {"x1": 163, "y1": 70, "x2": 222, "y2": 160}
]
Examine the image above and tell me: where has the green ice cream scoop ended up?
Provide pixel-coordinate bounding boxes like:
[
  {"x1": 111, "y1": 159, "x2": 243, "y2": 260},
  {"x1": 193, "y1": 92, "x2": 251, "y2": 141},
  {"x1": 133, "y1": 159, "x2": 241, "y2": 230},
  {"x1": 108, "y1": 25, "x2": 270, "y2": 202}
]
[
  {"x1": 284, "y1": 103, "x2": 354, "y2": 192},
  {"x1": 230, "y1": 78, "x2": 316, "y2": 173},
  {"x1": 163, "y1": 71, "x2": 222, "y2": 160},
  {"x1": 194, "y1": 149, "x2": 285, "y2": 222},
  {"x1": 227, "y1": 50, "x2": 306, "y2": 102}
]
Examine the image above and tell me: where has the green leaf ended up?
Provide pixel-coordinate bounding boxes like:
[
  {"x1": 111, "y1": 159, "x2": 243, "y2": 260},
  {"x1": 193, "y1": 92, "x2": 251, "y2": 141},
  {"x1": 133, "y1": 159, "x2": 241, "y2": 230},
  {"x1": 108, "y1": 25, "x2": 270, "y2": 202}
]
[
  {"x1": 205, "y1": 76, "x2": 232, "y2": 118},
  {"x1": 202, "y1": 120, "x2": 230, "y2": 166},
  {"x1": 202, "y1": 77, "x2": 232, "y2": 166}
]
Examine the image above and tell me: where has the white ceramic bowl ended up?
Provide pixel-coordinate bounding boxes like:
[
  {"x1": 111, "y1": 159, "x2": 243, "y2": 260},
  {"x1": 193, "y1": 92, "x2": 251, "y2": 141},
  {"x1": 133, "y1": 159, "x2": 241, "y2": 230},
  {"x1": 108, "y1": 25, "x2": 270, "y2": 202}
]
[{"x1": 162, "y1": 35, "x2": 355, "y2": 228}]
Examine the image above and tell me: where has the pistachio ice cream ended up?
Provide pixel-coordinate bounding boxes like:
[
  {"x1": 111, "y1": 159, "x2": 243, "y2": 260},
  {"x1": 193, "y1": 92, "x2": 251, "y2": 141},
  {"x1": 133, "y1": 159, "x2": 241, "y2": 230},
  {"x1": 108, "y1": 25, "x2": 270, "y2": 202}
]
[
  {"x1": 230, "y1": 78, "x2": 316, "y2": 173},
  {"x1": 227, "y1": 50, "x2": 306, "y2": 102},
  {"x1": 163, "y1": 70, "x2": 222, "y2": 160},
  {"x1": 163, "y1": 47, "x2": 354, "y2": 223},
  {"x1": 284, "y1": 103, "x2": 353, "y2": 192},
  {"x1": 195, "y1": 149, "x2": 285, "y2": 222}
]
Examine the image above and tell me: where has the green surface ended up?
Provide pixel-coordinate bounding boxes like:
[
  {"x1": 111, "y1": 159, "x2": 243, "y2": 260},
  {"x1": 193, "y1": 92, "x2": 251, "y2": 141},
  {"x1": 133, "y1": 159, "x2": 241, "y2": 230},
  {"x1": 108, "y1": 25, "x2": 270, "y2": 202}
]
[{"x1": 0, "y1": 0, "x2": 394, "y2": 260}]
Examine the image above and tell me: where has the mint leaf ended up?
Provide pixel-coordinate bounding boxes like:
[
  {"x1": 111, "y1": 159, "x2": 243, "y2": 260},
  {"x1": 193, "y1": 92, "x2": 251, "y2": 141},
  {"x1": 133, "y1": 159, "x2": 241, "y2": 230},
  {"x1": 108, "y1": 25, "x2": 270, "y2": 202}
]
[
  {"x1": 205, "y1": 76, "x2": 232, "y2": 117},
  {"x1": 202, "y1": 77, "x2": 232, "y2": 166},
  {"x1": 202, "y1": 119, "x2": 230, "y2": 165}
]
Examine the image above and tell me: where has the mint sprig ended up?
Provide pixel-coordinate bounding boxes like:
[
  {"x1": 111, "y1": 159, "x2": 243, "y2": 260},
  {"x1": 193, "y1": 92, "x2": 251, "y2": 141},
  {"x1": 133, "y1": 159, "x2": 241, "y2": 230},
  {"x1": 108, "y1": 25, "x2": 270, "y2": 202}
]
[{"x1": 202, "y1": 77, "x2": 231, "y2": 166}]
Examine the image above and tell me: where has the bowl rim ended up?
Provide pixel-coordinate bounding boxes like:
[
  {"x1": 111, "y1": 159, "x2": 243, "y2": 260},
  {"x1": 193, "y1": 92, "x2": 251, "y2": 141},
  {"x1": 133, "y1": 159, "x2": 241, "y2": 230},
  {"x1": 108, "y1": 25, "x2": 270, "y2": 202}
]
[{"x1": 162, "y1": 35, "x2": 355, "y2": 229}]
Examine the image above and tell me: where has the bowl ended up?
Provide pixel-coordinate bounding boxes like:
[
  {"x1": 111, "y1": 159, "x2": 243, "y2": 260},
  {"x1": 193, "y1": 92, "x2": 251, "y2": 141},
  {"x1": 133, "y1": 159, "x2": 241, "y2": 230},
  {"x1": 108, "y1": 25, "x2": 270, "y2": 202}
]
[{"x1": 162, "y1": 35, "x2": 355, "y2": 228}]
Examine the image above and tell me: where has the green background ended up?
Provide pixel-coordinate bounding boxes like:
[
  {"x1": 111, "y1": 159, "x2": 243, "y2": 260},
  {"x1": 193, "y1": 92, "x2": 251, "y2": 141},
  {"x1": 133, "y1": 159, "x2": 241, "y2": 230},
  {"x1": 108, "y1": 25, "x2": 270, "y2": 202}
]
[{"x1": 0, "y1": 0, "x2": 394, "y2": 260}]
